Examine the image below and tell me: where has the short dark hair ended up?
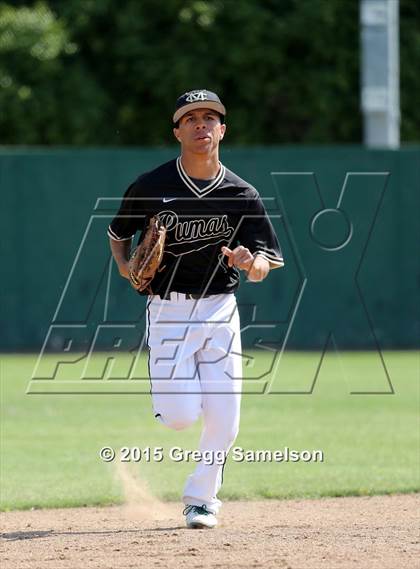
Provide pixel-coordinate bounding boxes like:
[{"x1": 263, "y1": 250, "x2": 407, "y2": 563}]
[{"x1": 174, "y1": 113, "x2": 225, "y2": 129}]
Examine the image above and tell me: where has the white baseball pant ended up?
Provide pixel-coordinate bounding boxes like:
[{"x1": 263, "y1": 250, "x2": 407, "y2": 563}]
[{"x1": 146, "y1": 292, "x2": 243, "y2": 514}]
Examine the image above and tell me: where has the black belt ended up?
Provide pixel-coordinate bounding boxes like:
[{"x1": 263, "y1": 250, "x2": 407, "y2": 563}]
[{"x1": 156, "y1": 292, "x2": 213, "y2": 300}]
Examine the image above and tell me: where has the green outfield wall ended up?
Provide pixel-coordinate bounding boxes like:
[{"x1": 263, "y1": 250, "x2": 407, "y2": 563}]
[{"x1": 2, "y1": 147, "x2": 419, "y2": 351}]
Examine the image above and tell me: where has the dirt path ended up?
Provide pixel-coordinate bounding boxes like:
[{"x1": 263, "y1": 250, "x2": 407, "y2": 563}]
[{"x1": 1, "y1": 494, "x2": 419, "y2": 569}]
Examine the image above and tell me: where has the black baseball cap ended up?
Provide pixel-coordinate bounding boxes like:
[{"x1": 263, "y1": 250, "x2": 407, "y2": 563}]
[{"x1": 173, "y1": 89, "x2": 226, "y2": 123}]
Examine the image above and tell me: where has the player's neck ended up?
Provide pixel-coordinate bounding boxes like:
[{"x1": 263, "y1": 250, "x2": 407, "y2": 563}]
[{"x1": 180, "y1": 153, "x2": 220, "y2": 180}]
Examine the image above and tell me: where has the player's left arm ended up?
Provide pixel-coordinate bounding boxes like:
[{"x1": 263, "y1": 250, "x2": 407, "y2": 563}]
[
  {"x1": 248, "y1": 254, "x2": 271, "y2": 282},
  {"x1": 221, "y1": 245, "x2": 270, "y2": 282},
  {"x1": 222, "y1": 190, "x2": 284, "y2": 282}
]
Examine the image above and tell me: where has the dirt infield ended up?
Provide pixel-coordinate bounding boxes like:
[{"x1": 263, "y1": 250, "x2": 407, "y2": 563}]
[{"x1": 1, "y1": 494, "x2": 418, "y2": 569}]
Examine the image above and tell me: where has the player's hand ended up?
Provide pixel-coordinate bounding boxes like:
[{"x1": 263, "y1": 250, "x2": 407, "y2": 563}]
[
  {"x1": 221, "y1": 246, "x2": 270, "y2": 282},
  {"x1": 221, "y1": 246, "x2": 254, "y2": 270}
]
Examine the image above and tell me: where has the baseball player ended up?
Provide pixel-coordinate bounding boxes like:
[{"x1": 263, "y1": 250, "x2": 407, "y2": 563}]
[{"x1": 108, "y1": 89, "x2": 284, "y2": 529}]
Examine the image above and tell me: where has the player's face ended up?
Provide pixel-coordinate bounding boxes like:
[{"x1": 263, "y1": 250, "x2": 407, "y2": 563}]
[{"x1": 173, "y1": 109, "x2": 226, "y2": 154}]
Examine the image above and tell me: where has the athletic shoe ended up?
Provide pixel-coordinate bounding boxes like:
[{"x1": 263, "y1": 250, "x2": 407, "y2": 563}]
[{"x1": 183, "y1": 504, "x2": 218, "y2": 529}]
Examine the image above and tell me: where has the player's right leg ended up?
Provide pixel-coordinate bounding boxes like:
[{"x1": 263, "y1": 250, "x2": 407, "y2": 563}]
[{"x1": 146, "y1": 295, "x2": 202, "y2": 430}]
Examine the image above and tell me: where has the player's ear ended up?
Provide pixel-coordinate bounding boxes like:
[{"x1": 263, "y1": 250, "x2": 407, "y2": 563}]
[
  {"x1": 173, "y1": 127, "x2": 181, "y2": 143},
  {"x1": 219, "y1": 123, "x2": 226, "y2": 140}
]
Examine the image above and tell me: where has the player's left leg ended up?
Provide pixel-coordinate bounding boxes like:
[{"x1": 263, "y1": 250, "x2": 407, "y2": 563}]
[{"x1": 182, "y1": 293, "x2": 243, "y2": 516}]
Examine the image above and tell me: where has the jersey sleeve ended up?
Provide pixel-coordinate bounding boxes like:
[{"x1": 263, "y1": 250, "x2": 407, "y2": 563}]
[
  {"x1": 238, "y1": 192, "x2": 284, "y2": 268},
  {"x1": 107, "y1": 183, "x2": 140, "y2": 241}
]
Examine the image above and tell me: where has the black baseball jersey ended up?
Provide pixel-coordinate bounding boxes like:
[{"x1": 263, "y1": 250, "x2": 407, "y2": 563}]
[{"x1": 108, "y1": 157, "x2": 283, "y2": 295}]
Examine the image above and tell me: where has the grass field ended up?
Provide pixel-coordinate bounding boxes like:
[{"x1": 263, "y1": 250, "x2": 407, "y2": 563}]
[{"x1": 0, "y1": 351, "x2": 418, "y2": 511}]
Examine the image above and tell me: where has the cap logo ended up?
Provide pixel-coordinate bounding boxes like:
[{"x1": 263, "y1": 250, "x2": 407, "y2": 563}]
[{"x1": 185, "y1": 90, "x2": 208, "y2": 103}]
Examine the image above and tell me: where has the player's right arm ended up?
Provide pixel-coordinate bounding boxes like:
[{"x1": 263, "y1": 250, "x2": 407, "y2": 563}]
[
  {"x1": 107, "y1": 181, "x2": 140, "y2": 279},
  {"x1": 109, "y1": 238, "x2": 132, "y2": 279}
]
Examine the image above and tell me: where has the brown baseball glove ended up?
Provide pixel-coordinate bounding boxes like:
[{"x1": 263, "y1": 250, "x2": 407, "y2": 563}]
[{"x1": 128, "y1": 216, "x2": 166, "y2": 292}]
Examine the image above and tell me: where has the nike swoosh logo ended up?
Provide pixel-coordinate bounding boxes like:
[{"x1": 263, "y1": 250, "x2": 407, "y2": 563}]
[{"x1": 163, "y1": 198, "x2": 177, "y2": 203}]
